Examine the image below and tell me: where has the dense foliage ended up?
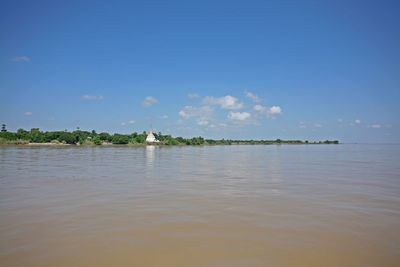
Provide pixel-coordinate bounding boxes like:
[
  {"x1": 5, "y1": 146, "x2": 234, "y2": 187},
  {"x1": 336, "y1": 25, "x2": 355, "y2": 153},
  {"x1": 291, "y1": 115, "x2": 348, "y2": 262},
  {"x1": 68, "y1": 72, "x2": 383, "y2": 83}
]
[{"x1": 0, "y1": 125, "x2": 339, "y2": 145}]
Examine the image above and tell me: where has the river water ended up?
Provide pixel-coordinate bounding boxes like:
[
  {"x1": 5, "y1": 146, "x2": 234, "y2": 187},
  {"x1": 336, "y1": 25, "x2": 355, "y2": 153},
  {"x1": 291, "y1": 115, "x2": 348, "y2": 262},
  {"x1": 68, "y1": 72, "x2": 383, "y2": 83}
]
[{"x1": 0, "y1": 144, "x2": 399, "y2": 266}]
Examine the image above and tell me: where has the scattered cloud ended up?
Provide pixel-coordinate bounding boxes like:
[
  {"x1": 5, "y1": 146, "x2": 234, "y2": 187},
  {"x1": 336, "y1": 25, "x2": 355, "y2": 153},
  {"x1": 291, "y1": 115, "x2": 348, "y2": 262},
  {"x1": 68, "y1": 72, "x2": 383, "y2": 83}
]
[
  {"x1": 245, "y1": 91, "x2": 262, "y2": 103},
  {"x1": 349, "y1": 122, "x2": 355, "y2": 126},
  {"x1": 385, "y1": 124, "x2": 392, "y2": 128},
  {"x1": 179, "y1": 105, "x2": 213, "y2": 119},
  {"x1": 121, "y1": 122, "x2": 126, "y2": 126},
  {"x1": 203, "y1": 95, "x2": 244, "y2": 110},
  {"x1": 160, "y1": 115, "x2": 168, "y2": 119},
  {"x1": 355, "y1": 119, "x2": 361, "y2": 124},
  {"x1": 338, "y1": 118, "x2": 343, "y2": 123},
  {"x1": 368, "y1": 124, "x2": 381, "y2": 129},
  {"x1": 12, "y1": 56, "x2": 30, "y2": 62},
  {"x1": 82, "y1": 95, "x2": 103, "y2": 100},
  {"x1": 24, "y1": 111, "x2": 33, "y2": 116},
  {"x1": 178, "y1": 105, "x2": 214, "y2": 127},
  {"x1": 188, "y1": 93, "x2": 199, "y2": 99},
  {"x1": 128, "y1": 120, "x2": 135, "y2": 124},
  {"x1": 197, "y1": 119, "x2": 209, "y2": 126},
  {"x1": 298, "y1": 121, "x2": 307, "y2": 128},
  {"x1": 298, "y1": 121, "x2": 322, "y2": 128},
  {"x1": 253, "y1": 104, "x2": 282, "y2": 119},
  {"x1": 228, "y1": 111, "x2": 251, "y2": 121},
  {"x1": 269, "y1": 106, "x2": 282, "y2": 115},
  {"x1": 142, "y1": 96, "x2": 158, "y2": 107}
]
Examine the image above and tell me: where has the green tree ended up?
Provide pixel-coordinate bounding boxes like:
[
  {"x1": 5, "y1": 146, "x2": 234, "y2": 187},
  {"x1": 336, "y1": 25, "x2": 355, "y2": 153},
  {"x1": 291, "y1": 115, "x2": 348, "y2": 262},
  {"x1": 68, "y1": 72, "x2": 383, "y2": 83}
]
[
  {"x1": 93, "y1": 136, "x2": 102, "y2": 145},
  {"x1": 90, "y1": 130, "x2": 97, "y2": 138},
  {"x1": 16, "y1": 129, "x2": 29, "y2": 140},
  {"x1": 112, "y1": 134, "x2": 129, "y2": 144},
  {"x1": 135, "y1": 135, "x2": 145, "y2": 143},
  {"x1": 58, "y1": 132, "x2": 76, "y2": 144},
  {"x1": 99, "y1": 132, "x2": 112, "y2": 142},
  {"x1": 175, "y1": 137, "x2": 184, "y2": 144},
  {"x1": 30, "y1": 128, "x2": 45, "y2": 143},
  {"x1": 1, "y1": 124, "x2": 6, "y2": 132}
]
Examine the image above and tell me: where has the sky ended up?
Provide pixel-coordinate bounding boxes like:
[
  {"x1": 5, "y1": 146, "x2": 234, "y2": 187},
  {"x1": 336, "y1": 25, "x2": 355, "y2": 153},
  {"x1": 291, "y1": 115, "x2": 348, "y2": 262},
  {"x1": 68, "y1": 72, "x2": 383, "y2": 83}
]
[{"x1": 0, "y1": 0, "x2": 399, "y2": 143}]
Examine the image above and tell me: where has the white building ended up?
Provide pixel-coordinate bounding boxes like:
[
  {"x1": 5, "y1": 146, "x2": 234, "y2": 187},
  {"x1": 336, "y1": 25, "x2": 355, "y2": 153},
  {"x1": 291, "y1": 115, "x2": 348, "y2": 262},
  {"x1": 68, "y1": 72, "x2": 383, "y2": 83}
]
[{"x1": 146, "y1": 125, "x2": 159, "y2": 143}]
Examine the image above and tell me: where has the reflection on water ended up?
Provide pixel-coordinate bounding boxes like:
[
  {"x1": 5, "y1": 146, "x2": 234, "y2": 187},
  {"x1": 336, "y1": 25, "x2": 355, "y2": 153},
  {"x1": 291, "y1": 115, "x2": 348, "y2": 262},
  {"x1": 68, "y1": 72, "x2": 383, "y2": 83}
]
[
  {"x1": 146, "y1": 145, "x2": 155, "y2": 169},
  {"x1": 0, "y1": 144, "x2": 400, "y2": 266}
]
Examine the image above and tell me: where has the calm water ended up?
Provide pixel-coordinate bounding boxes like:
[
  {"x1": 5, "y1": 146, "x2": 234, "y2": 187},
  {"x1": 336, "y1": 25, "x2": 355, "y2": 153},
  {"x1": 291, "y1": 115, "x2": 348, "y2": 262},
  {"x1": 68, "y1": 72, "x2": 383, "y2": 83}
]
[{"x1": 0, "y1": 144, "x2": 399, "y2": 266}]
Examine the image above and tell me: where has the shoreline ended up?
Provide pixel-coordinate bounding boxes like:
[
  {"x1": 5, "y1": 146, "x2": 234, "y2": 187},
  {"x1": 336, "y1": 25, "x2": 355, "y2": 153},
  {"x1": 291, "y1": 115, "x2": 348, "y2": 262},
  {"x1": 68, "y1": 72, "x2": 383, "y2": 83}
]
[{"x1": 0, "y1": 142, "x2": 339, "y2": 147}]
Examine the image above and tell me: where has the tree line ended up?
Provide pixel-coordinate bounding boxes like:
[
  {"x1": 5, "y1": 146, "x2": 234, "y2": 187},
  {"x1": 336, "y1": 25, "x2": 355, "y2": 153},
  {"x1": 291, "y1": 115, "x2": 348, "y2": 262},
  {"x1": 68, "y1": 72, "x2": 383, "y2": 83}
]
[{"x1": 0, "y1": 124, "x2": 339, "y2": 145}]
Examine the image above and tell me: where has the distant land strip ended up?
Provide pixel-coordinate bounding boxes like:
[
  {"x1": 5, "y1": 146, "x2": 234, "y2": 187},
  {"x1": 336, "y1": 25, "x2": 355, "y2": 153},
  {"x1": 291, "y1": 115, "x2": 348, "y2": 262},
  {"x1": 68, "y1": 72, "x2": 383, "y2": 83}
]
[{"x1": 0, "y1": 127, "x2": 339, "y2": 146}]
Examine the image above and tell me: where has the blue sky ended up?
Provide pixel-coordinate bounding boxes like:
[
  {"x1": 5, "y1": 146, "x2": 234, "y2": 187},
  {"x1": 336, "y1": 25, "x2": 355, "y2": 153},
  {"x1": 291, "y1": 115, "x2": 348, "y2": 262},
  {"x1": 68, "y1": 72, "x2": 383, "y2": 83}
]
[{"x1": 0, "y1": 0, "x2": 399, "y2": 142}]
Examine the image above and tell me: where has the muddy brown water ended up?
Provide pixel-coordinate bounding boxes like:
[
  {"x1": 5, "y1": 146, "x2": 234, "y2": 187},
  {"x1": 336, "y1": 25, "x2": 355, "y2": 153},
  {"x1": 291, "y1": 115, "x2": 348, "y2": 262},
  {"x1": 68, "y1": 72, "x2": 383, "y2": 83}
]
[{"x1": 0, "y1": 144, "x2": 399, "y2": 266}]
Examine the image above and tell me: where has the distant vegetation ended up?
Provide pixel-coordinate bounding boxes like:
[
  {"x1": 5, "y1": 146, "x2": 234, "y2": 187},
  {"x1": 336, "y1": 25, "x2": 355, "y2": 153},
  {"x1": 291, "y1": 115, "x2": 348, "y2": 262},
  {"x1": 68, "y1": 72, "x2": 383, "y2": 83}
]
[{"x1": 0, "y1": 124, "x2": 339, "y2": 146}]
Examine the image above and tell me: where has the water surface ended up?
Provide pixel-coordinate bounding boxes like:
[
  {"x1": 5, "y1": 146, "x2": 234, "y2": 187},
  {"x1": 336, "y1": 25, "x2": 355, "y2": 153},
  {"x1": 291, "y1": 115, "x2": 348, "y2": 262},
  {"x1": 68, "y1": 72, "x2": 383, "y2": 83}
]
[{"x1": 0, "y1": 144, "x2": 399, "y2": 266}]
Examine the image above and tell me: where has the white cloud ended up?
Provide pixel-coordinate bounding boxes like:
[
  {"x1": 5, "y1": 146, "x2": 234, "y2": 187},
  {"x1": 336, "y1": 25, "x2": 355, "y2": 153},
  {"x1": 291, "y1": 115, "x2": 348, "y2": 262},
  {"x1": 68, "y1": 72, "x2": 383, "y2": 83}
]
[
  {"x1": 203, "y1": 95, "x2": 244, "y2": 110},
  {"x1": 355, "y1": 119, "x2": 361, "y2": 124},
  {"x1": 368, "y1": 124, "x2": 381, "y2": 129},
  {"x1": 314, "y1": 123, "x2": 322, "y2": 128},
  {"x1": 82, "y1": 95, "x2": 103, "y2": 100},
  {"x1": 253, "y1": 104, "x2": 282, "y2": 119},
  {"x1": 160, "y1": 115, "x2": 168, "y2": 119},
  {"x1": 142, "y1": 96, "x2": 158, "y2": 107},
  {"x1": 245, "y1": 91, "x2": 262, "y2": 103},
  {"x1": 385, "y1": 124, "x2": 392, "y2": 128},
  {"x1": 24, "y1": 111, "x2": 33, "y2": 116},
  {"x1": 179, "y1": 105, "x2": 213, "y2": 119},
  {"x1": 298, "y1": 122, "x2": 307, "y2": 128},
  {"x1": 197, "y1": 119, "x2": 209, "y2": 126},
  {"x1": 178, "y1": 105, "x2": 214, "y2": 127},
  {"x1": 337, "y1": 118, "x2": 343, "y2": 123},
  {"x1": 12, "y1": 56, "x2": 30, "y2": 62},
  {"x1": 228, "y1": 111, "x2": 251, "y2": 121},
  {"x1": 121, "y1": 122, "x2": 126, "y2": 126},
  {"x1": 188, "y1": 93, "x2": 199, "y2": 99},
  {"x1": 253, "y1": 104, "x2": 266, "y2": 112},
  {"x1": 269, "y1": 106, "x2": 282, "y2": 115},
  {"x1": 128, "y1": 120, "x2": 135, "y2": 124},
  {"x1": 349, "y1": 122, "x2": 355, "y2": 126}
]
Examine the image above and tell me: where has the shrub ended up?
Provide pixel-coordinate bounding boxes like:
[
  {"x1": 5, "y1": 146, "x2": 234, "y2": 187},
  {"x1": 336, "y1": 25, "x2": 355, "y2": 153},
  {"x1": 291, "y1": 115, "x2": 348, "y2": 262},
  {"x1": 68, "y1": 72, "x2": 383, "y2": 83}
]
[
  {"x1": 112, "y1": 134, "x2": 129, "y2": 144},
  {"x1": 93, "y1": 136, "x2": 102, "y2": 145}
]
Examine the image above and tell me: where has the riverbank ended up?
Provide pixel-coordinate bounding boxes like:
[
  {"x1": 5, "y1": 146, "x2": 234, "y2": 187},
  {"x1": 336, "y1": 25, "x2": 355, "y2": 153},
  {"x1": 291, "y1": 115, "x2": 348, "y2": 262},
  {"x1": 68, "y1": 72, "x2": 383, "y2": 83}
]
[
  {"x1": 0, "y1": 141, "x2": 339, "y2": 147},
  {"x1": 0, "y1": 128, "x2": 339, "y2": 146}
]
